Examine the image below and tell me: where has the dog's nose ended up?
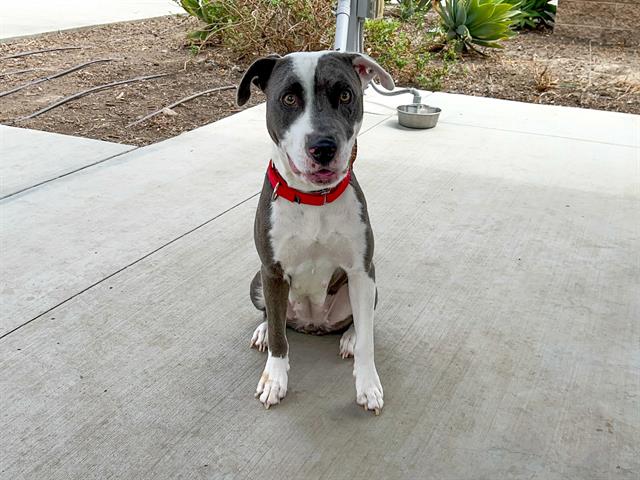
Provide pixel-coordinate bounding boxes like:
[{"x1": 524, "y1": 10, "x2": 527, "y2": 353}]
[{"x1": 308, "y1": 138, "x2": 337, "y2": 165}]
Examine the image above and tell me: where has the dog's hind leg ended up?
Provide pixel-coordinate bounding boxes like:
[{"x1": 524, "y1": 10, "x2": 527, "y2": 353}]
[
  {"x1": 250, "y1": 321, "x2": 268, "y2": 351},
  {"x1": 249, "y1": 270, "x2": 269, "y2": 352},
  {"x1": 339, "y1": 323, "x2": 356, "y2": 359},
  {"x1": 249, "y1": 270, "x2": 269, "y2": 351},
  {"x1": 250, "y1": 270, "x2": 266, "y2": 312}
]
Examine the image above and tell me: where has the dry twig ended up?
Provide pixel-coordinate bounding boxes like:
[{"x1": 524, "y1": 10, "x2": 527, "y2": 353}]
[
  {"x1": 126, "y1": 85, "x2": 237, "y2": 127},
  {"x1": 15, "y1": 73, "x2": 171, "y2": 121},
  {"x1": 1, "y1": 46, "x2": 82, "y2": 60},
  {"x1": 0, "y1": 59, "x2": 115, "y2": 98}
]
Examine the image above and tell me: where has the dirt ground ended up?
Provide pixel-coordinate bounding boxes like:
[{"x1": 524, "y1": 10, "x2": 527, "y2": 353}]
[
  {"x1": 443, "y1": 29, "x2": 640, "y2": 112},
  {"x1": 1, "y1": 15, "x2": 638, "y2": 146},
  {"x1": 0, "y1": 16, "x2": 260, "y2": 146}
]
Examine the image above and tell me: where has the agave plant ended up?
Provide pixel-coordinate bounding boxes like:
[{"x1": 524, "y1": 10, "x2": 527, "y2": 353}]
[
  {"x1": 398, "y1": 0, "x2": 433, "y2": 21},
  {"x1": 511, "y1": 0, "x2": 556, "y2": 29},
  {"x1": 176, "y1": 0, "x2": 237, "y2": 43},
  {"x1": 434, "y1": 0, "x2": 520, "y2": 51}
]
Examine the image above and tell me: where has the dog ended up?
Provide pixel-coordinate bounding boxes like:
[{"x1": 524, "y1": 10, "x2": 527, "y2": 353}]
[{"x1": 236, "y1": 51, "x2": 394, "y2": 414}]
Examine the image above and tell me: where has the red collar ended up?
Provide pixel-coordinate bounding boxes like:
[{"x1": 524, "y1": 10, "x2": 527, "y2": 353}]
[{"x1": 267, "y1": 160, "x2": 351, "y2": 206}]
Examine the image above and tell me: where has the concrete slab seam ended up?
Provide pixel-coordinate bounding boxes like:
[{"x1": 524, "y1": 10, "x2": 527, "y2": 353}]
[
  {"x1": 1, "y1": 145, "x2": 139, "y2": 201},
  {"x1": 0, "y1": 192, "x2": 259, "y2": 341}
]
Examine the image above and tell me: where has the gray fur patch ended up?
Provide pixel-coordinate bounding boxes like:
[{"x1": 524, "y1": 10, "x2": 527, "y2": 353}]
[{"x1": 311, "y1": 54, "x2": 365, "y2": 148}]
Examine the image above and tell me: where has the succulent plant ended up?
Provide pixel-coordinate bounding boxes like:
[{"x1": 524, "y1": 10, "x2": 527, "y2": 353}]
[
  {"x1": 434, "y1": 0, "x2": 520, "y2": 51},
  {"x1": 510, "y1": 0, "x2": 556, "y2": 29},
  {"x1": 398, "y1": 0, "x2": 433, "y2": 21}
]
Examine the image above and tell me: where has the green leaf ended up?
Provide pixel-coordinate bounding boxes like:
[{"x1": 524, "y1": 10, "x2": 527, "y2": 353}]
[
  {"x1": 472, "y1": 39, "x2": 505, "y2": 48},
  {"x1": 434, "y1": 2, "x2": 452, "y2": 26},
  {"x1": 465, "y1": 0, "x2": 482, "y2": 25},
  {"x1": 456, "y1": 24, "x2": 470, "y2": 37},
  {"x1": 439, "y1": 0, "x2": 519, "y2": 48},
  {"x1": 467, "y1": 4, "x2": 497, "y2": 29},
  {"x1": 454, "y1": 0, "x2": 468, "y2": 25},
  {"x1": 492, "y1": 3, "x2": 517, "y2": 19},
  {"x1": 471, "y1": 23, "x2": 505, "y2": 39}
]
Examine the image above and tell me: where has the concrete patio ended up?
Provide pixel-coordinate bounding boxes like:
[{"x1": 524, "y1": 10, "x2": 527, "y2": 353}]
[
  {"x1": 1, "y1": 90, "x2": 639, "y2": 479},
  {"x1": 0, "y1": 0, "x2": 182, "y2": 40}
]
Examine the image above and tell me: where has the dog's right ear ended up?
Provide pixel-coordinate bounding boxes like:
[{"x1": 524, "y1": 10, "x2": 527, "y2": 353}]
[{"x1": 236, "y1": 54, "x2": 281, "y2": 106}]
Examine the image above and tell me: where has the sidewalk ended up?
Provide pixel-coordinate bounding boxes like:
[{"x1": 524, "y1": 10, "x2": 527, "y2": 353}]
[{"x1": 0, "y1": 0, "x2": 182, "y2": 40}]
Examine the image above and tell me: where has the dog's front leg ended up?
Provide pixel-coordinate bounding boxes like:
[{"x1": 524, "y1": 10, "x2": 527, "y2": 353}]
[
  {"x1": 348, "y1": 271, "x2": 383, "y2": 414},
  {"x1": 255, "y1": 266, "x2": 290, "y2": 408}
]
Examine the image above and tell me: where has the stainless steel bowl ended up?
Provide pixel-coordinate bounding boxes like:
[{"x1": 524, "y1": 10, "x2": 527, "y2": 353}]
[{"x1": 397, "y1": 104, "x2": 441, "y2": 129}]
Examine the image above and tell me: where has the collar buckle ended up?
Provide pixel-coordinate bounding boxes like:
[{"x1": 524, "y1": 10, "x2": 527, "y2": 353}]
[{"x1": 271, "y1": 182, "x2": 280, "y2": 201}]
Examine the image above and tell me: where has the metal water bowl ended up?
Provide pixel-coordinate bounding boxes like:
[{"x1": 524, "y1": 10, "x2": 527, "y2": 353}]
[{"x1": 397, "y1": 104, "x2": 441, "y2": 129}]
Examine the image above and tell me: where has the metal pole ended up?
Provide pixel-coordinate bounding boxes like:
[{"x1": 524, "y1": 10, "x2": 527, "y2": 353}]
[
  {"x1": 334, "y1": 0, "x2": 351, "y2": 51},
  {"x1": 345, "y1": 0, "x2": 362, "y2": 52},
  {"x1": 334, "y1": 0, "x2": 364, "y2": 52}
]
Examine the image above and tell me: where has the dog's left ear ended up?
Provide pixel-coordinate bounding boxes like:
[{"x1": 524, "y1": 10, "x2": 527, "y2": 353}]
[
  {"x1": 351, "y1": 53, "x2": 395, "y2": 91},
  {"x1": 236, "y1": 54, "x2": 281, "y2": 106}
]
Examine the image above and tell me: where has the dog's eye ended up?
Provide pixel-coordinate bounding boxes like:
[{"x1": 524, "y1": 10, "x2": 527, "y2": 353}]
[
  {"x1": 339, "y1": 90, "x2": 352, "y2": 104},
  {"x1": 282, "y1": 93, "x2": 298, "y2": 107}
]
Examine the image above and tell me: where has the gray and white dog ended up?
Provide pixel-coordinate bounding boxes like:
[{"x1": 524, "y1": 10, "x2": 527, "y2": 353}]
[{"x1": 236, "y1": 51, "x2": 394, "y2": 414}]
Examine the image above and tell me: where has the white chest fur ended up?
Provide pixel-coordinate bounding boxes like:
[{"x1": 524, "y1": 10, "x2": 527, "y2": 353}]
[{"x1": 269, "y1": 186, "x2": 366, "y2": 305}]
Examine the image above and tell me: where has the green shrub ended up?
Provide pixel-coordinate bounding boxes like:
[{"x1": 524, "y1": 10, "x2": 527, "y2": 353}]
[
  {"x1": 176, "y1": 0, "x2": 334, "y2": 59},
  {"x1": 364, "y1": 18, "x2": 456, "y2": 90},
  {"x1": 397, "y1": 0, "x2": 433, "y2": 22},
  {"x1": 434, "y1": 0, "x2": 520, "y2": 52},
  {"x1": 510, "y1": 0, "x2": 556, "y2": 29},
  {"x1": 365, "y1": 18, "x2": 409, "y2": 70}
]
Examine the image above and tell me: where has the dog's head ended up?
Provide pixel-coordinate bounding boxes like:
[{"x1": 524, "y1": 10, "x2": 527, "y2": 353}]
[{"x1": 237, "y1": 51, "x2": 394, "y2": 190}]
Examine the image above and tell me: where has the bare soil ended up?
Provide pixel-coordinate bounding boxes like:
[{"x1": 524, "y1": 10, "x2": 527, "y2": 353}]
[
  {"x1": 1, "y1": 15, "x2": 638, "y2": 146},
  {"x1": 0, "y1": 16, "x2": 261, "y2": 146},
  {"x1": 443, "y1": 29, "x2": 640, "y2": 113}
]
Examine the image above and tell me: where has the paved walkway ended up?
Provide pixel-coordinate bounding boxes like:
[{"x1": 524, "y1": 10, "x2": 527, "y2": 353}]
[
  {"x1": 0, "y1": 0, "x2": 183, "y2": 40},
  {"x1": 0, "y1": 126, "x2": 135, "y2": 198},
  {"x1": 1, "y1": 92, "x2": 638, "y2": 479}
]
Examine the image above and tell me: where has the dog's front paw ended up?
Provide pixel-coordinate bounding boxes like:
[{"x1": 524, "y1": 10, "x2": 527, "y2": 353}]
[
  {"x1": 255, "y1": 352, "x2": 290, "y2": 409},
  {"x1": 355, "y1": 367, "x2": 384, "y2": 415}
]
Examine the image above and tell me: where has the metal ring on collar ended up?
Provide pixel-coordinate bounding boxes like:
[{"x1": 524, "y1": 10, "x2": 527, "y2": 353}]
[{"x1": 272, "y1": 182, "x2": 280, "y2": 201}]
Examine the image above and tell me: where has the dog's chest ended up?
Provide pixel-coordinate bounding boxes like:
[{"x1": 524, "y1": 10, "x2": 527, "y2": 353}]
[{"x1": 270, "y1": 187, "x2": 365, "y2": 303}]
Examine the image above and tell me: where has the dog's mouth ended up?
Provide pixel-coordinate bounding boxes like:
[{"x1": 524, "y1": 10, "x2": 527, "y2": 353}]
[
  {"x1": 305, "y1": 169, "x2": 338, "y2": 185},
  {"x1": 287, "y1": 155, "x2": 340, "y2": 186}
]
